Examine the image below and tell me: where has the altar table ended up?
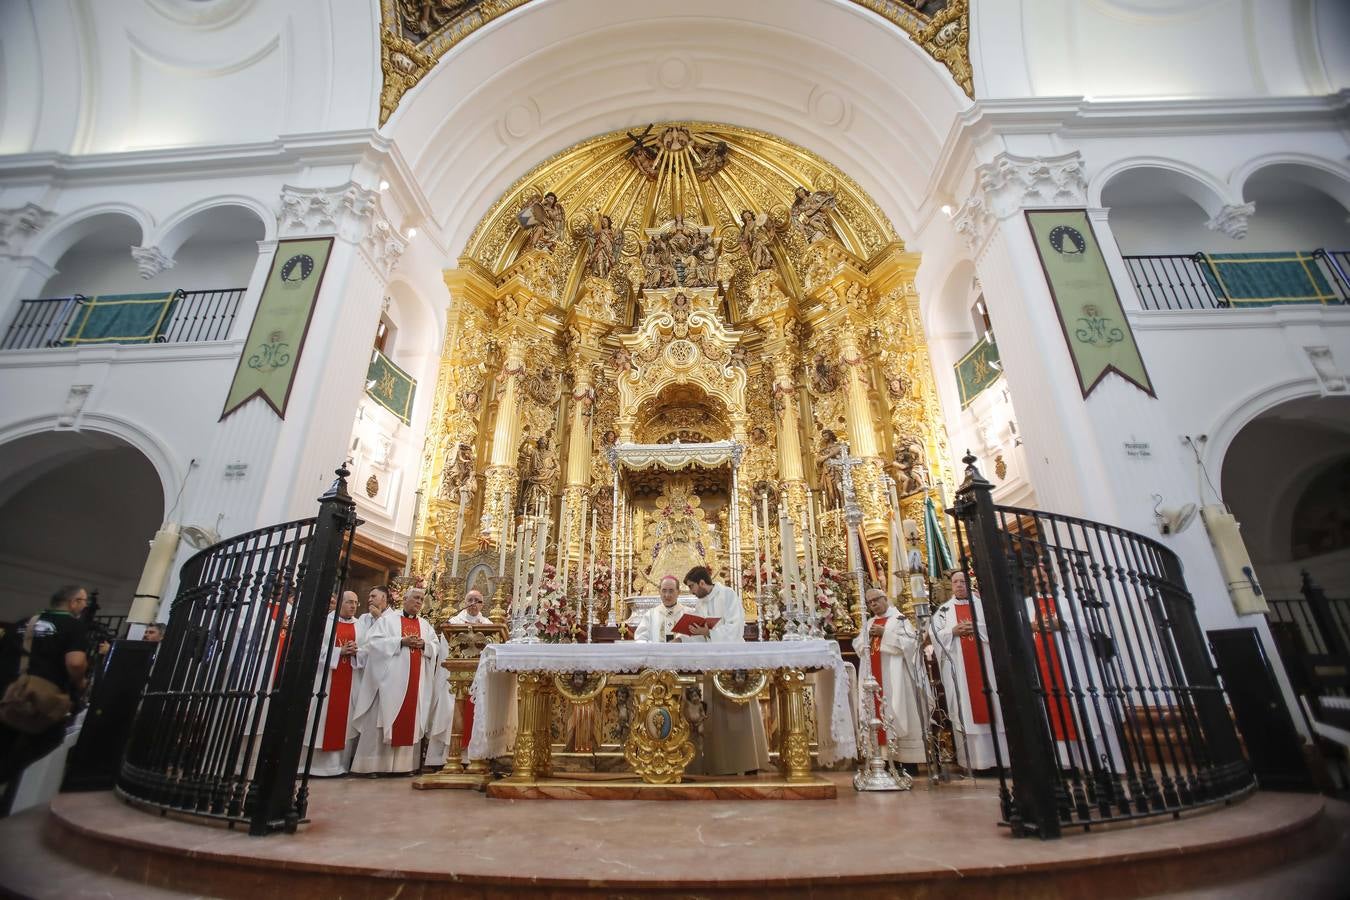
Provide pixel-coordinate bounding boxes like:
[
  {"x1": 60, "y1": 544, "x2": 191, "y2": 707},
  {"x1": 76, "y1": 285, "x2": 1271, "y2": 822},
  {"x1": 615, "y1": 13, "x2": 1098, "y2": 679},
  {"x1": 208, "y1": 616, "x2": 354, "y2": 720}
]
[{"x1": 466, "y1": 639, "x2": 857, "y2": 786}]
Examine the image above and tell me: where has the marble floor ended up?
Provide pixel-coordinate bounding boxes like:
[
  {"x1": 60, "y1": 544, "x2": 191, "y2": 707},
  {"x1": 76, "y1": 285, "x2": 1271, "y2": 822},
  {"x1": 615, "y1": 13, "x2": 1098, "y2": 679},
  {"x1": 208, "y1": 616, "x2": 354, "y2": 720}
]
[{"x1": 0, "y1": 774, "x2": 1341, "y2": 899}]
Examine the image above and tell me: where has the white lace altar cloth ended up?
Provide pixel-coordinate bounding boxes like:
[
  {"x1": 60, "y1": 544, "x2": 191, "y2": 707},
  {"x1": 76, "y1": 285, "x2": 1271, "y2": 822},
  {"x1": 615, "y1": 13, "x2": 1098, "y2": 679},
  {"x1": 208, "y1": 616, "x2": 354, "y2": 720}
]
[{"x1": 466, "y1": 639, "x2": 858, "y2": 766}]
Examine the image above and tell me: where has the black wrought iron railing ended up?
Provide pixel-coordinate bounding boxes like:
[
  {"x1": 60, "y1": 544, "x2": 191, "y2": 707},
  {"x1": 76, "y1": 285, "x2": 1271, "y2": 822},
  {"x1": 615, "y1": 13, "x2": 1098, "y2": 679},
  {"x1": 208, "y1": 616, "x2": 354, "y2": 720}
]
[
  {"x1": 1, "y1": 287, "x2": 246, "y2": 350},
  {"x1": 946, "y1": 456, "x2": 1254, "y2": 838},
  {"x1": 1123, "y1": 248, "x2": 1350, "y2": 310},
  {"x1": 117, "y1": 466, "x2": 357, "y2": 835}
]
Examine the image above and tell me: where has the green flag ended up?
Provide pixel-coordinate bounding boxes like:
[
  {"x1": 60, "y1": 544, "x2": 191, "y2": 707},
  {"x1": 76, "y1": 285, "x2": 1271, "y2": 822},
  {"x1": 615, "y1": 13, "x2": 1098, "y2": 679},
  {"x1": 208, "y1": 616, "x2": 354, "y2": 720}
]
[
  {"x1": 221, "y1": 237, "x2": 334, "y2": 420},
  {"x1": 924, "y1": 495, "x2": 953, "y2": 580},
  {"x1": 1025, "y1": 210, "x2": 1154, "y2": 399}
]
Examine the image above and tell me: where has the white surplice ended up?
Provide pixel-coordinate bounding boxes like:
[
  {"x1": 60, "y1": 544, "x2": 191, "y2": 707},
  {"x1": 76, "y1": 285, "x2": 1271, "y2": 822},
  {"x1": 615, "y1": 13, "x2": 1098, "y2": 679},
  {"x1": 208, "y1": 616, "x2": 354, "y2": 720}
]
[
  {"x1": 931, "y1": 593, "x2": 1008, "y2": 770},
  {"x1": 305, "y1": 612, "x2": 367, "y2": 776},
  {"x1": 634, "y1": 602, "x2": 692, "y2": 643},
  {"x1": 426, "y1": 609, "x2": 495, "y2": 766},
  {"x1": 350, "y1": 612, "x2": 442, "y2": 774},
  {"x1": 852, "y1": 611, "x2": 928, "y2": 764},
  {"x1": 686, "y1": 583, "x2": 771, "y2": 775}
]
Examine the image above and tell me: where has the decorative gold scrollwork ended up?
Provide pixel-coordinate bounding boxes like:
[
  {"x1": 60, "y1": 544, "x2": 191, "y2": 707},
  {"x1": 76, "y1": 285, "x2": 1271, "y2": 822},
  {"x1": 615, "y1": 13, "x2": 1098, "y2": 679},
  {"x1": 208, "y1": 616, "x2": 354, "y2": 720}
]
[
  {"x1": 712, "y1": 669, "x2": 769, "y2": 704},
  {"x1": 623, "y1": 669, "x2": 696, "y2": 784},
  {"x1": 552, "y1": 670, "x2": 608, "y2": 703}
]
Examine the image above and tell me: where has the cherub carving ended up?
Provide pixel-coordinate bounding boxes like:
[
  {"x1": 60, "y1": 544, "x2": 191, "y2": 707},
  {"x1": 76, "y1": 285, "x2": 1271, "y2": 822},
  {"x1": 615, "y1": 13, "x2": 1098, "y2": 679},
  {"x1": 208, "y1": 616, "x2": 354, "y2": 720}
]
[{"x1": 517, "y1": 191, "x2": 565, "y2": 254}]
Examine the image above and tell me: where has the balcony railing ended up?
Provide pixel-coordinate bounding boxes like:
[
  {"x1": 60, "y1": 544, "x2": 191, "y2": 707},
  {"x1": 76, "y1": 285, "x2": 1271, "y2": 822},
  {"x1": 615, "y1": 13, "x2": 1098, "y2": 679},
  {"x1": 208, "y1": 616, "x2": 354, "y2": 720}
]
[
  {"x1": 1123, "y1": 248, "x2": 1350, "y2": 311},
  {"x1": 1, "y1": 287, "x2": 246, "y2": 350}
]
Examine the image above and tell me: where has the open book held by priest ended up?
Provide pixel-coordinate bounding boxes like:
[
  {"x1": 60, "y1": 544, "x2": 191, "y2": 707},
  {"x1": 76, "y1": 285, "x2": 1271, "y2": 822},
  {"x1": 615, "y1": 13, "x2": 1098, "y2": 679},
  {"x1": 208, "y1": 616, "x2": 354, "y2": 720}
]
[{"x1": 672, "y1": 613, "x2": 720, "y2": 636}]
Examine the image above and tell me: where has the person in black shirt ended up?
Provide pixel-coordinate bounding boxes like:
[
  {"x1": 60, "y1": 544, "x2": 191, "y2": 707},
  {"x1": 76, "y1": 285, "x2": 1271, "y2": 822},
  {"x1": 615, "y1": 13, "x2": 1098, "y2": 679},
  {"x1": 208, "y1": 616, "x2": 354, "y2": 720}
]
[{"x1": 0, "y1": 585, "x2": 90, "y2": 816}]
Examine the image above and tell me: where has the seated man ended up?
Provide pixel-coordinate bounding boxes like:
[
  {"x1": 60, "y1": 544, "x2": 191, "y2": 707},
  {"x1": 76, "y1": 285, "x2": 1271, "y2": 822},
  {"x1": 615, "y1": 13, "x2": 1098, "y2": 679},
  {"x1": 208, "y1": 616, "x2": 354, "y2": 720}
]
[
  {"x1": 427, "y1": 590, "x2": 495, "y2": 768},
  {"x1": 449, "y1": 590, "x2": 493, "y2": 626},
  {"x1": 634, "y1": 576, "x2": 690, "y2": 642}
]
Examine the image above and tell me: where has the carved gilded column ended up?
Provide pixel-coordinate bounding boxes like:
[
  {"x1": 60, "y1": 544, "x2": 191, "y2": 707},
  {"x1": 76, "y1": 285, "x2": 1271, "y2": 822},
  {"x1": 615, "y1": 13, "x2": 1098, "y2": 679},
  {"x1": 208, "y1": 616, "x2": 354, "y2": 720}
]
[
  {"x1": 561, "y1": 298, "x2": 612, "y2": 563},
  {"x1": 482, "y1": 315, "x2": 528, "y2": 539}
]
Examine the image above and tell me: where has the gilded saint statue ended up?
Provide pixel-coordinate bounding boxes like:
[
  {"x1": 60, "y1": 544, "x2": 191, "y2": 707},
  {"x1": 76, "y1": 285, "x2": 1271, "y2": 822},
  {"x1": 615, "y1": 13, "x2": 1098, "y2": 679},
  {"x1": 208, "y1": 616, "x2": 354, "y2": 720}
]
[
  {"x1": 790, "y1": 186, "x2": 837, "y2": 244},
  {"x1": 437, "y1": 440, "x2": 478, "y2": 502},
  {"x1": 584, "y1": 215, "x2": 623, "y2": 279},
  {"x1": 693, "y1": 140, "x2": 730, "y2": 180},
  {"x1": 517, "y1": 191, "x2": 566, "y2": 254},
  {"x1": 816, "y1": 428, "x2": 848, "y2": 511},
  {"x1": 517, "y1": 432, "x2": 559, "y2": 512},
  {"x1": 737, "y1": 210, "x2": 774, "y2": 272}
]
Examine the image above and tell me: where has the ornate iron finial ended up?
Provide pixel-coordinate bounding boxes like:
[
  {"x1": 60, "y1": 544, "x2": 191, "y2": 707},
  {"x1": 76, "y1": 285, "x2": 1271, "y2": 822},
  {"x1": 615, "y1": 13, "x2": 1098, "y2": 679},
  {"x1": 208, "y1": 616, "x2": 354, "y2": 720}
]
[
  {"x1": 320, "y1": 460, "x2": 355, "y2": 504},
  {"x1": 958, "y1": 450, "x2": 990, "y2": 492}
]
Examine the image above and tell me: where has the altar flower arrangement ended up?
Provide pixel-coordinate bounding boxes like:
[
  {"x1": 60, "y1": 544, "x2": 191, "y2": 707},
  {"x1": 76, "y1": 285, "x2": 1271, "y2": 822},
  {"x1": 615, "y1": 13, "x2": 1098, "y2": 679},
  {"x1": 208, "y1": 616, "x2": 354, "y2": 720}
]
[
  {"x1": 533, "y1": 564, "x2": 578, "y2": 642},
  {"x1": 812, "y1": 566, "x2": 855, "y2": 636}
]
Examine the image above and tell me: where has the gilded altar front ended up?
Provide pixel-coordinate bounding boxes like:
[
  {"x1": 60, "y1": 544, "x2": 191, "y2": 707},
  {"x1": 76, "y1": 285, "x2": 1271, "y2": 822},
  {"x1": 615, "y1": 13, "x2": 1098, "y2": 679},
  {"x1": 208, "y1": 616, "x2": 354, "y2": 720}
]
[{"x1": 412, "y1": 122, "x2": 954, "y2": 631}]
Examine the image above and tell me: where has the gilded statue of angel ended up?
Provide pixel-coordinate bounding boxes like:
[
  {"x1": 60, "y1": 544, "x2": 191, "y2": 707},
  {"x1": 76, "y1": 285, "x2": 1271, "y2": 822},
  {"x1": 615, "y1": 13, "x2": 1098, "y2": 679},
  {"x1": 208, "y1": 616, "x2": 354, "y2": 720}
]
[
  {"x1": 438, "y1": 440, "x2": 478, "y2": 502},
  {"x1": 789, "y1": 186, "x2": 837, "y2": 244},
  {"x1": 737, "y1": 209, "x2": 774, "y2": 272},
  {"x1": 584, "y1": 215, "x2": 623, "y2": 279},
  {"x1": 517, "y1": 191, "x2": 565, "y2": 254}
]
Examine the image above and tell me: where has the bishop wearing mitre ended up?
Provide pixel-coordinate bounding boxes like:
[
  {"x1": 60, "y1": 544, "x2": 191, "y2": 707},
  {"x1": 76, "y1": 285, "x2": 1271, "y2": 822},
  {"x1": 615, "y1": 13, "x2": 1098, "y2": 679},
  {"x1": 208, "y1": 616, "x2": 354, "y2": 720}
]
[
  {"x1": 852, "y1": 588, "x2": 927, "y2": 765},
  {"x1": 426, "y1": 590, "x2": 494, "y2": 768},
  {"x1": 306, "y1": 591, "x2": 366, "y2": 776},
  {"x1": 682, "y1": 566, "x2": 772, "y2": 775},
  {"x1": 931, "y1": 570, "x2": 1007, "y2": 770},
  {"x1": 351, "y1": 587, "x2": 443, "y2": 774},
  {"x1": 634, "y1": 576, "x2": 690, "y2": 642}
]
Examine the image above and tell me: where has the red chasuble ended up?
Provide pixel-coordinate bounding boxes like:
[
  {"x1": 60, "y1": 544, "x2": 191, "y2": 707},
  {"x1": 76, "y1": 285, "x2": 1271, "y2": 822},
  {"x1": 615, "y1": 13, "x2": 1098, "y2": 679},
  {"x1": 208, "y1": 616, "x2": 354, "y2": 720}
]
[
  {"x1": 954, "y1": 603, "x2": 991, "y2": 725},
  {"x1": 321, "y1": 620, "x2": 356, "y2": 751},
  {"x1": 1031, "y1": 596, "x2": 1077, "y2": 740},
  {"x1": 869, "y1": 618, "x2": 888, "y2": 745},
  {"x1": 390, "y1": 616, "x2": 423, "y2": 747}
]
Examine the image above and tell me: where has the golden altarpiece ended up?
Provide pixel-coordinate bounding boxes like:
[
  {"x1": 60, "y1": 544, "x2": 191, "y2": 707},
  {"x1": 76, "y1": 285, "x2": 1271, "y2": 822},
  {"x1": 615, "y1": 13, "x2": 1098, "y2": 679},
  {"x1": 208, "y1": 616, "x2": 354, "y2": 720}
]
[{"x1": 412, "y1": 122, "x2": 952, "y2": 635}]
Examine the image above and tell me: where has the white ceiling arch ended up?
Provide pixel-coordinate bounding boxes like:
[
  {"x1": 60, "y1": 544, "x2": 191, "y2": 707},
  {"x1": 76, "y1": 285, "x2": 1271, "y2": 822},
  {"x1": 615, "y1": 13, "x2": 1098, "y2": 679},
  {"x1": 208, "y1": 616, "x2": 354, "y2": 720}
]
[{"x1": 383, "y1": 0, "x2": 971, "y2": 254}]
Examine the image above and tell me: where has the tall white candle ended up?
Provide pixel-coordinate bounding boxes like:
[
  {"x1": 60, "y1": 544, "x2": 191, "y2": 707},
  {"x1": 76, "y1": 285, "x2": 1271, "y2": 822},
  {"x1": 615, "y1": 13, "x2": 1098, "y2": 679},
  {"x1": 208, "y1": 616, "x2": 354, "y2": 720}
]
[
  {"x1": 588, "y1": 507, "x2": 598, "y2": 603},
  {"x1": 760, "y1": 492, "x2": 774, "y2": 602},
  {"x1": 751, "y1": 501, "x2": 763, "y2": 602},
  {"x1": 498, "y1": 489, "x2": 510, "y2": 578},
  {"x1": 450, "y1": 488, "x2": 468, "y2": 578}
]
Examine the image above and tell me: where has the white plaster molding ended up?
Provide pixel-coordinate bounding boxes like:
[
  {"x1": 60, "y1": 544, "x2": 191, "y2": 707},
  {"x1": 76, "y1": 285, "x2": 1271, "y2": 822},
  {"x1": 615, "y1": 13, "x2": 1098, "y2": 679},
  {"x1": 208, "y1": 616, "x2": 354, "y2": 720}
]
[
  {"x1": 1305, "y1": 345, "x2": 1347, "y2": 395},
  {"x1": 130, "y1": 245, "x2": 177, "y2": 279},
  {"x1": 1205, "y1": 202, "x2": 1256, "y2": 240},
  {"x1": 0, "y1": 203, "x2": 57, "y2": 256},
  {"x1": 953, "y1": 151, "x2": 1087, "y2": 253},
  {"x1": 278, "y1": 181, "x2": 378, "y2": 242},
  {"x1": 55, "y1": 383, "x2": 93, "y2": 429},
  {"x1": 360, "y1": 216, "x2": 408, "y2": 280}
]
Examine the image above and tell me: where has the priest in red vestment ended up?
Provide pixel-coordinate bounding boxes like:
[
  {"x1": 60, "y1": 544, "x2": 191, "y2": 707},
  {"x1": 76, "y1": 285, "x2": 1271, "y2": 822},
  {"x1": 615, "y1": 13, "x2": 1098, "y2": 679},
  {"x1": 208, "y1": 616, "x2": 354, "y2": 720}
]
[
  {"x1": 350, "y1": 587, "x2": 443, "y2": 774},
  {"x1": 851, "y1": 588, "x2": 927, "y2": 764},
  {"x1": 306, "y1": 591, "x2": 367, "y2": 776},
  {"x1": 932, "y1": 570, "x2": 1007, "y2": 770}
]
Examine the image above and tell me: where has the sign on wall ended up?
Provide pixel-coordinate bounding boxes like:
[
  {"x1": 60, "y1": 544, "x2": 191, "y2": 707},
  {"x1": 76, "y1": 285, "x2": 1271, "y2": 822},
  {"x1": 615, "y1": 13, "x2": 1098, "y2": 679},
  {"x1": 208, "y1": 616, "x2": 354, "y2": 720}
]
[
  {"x1": 1025, "y1": 210, "x2": 1154, "y2": 399},
  {"x1": 220, "y1": 237, "x2": 334, "y2": 421}
]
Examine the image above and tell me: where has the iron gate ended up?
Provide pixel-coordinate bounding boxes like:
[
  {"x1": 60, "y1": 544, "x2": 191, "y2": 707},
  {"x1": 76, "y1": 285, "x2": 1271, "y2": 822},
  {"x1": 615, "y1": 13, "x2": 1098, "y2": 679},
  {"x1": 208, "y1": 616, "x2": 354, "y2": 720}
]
[
  {"x1": 118, "y1": 466, "x2": 357, "y2": 834},
  {"x1": 946, "y1": 455, "x2": 1255, "y2": 837}
]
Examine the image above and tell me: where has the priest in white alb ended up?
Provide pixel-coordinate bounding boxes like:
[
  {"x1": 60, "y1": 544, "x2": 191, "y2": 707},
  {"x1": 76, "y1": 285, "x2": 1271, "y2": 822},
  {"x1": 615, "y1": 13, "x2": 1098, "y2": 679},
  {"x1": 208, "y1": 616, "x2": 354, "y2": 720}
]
[
  {"x1": 931, "y1": 569, "x2": 1007, "y2": 770},
  {"x1": 683, "y1": 566, "x2": 772, "y2": 775},
  {"x1": 634, "y1": 576, "x2": 690, "y2": 643},
  {"x1": 426, "y1": 590, "x2": 494, "y2": 768},
  {"x1": 351, "y1": 587, "x2": 443, "y2": 774},
  {"x1": 852, "y1": 588, "x2": 927, "y2": 765},
  {"x1": 358, "y1": 584, "x2": 397, "y2": 632},
  {"x1": 305, "y1": 591, "x2": 366, "y2": 776}
]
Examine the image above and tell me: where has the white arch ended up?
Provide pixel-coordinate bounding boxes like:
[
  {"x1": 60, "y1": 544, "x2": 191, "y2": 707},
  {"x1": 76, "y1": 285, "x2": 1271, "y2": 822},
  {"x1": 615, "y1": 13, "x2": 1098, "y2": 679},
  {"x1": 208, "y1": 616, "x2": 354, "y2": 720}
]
[
  {"x1": 0, "y1": 414, "x2": 182, "y2": 520},
  {"x1": 383, "y1": 0, "x2": 970, "y2": 252},
  {"x1": 1203, "y1": 377, "x2": 1327, "y2": 485},
  {"x1": 1231, "y1": 153, "x2": 1350, "y2": 215},
  {"x1": 1090, "y1": 157, "x2": 1234, "y2": 216},
  {"x1": 151, "y1": 194, "x2": 277, "y2": 257},
  {"x1": 29, "y1": 203, "x2": 153, "y2": 267}
]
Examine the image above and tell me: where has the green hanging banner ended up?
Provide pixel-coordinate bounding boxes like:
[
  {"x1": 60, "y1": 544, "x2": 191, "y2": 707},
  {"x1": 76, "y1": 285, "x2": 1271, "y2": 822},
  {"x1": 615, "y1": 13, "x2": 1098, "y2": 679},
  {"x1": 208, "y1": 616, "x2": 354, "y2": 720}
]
[
  {"x1": 955, "y1": 337, "x2": 1001, "y2": 408},
  {"x1": 220, "y1": 237, "x2": 334, "y2": 421},
  {"x1": 1025, "y1": 210, "x2": 1155, "y2": 399},
  {"x1": 365, "y1": 348, "x2": 417, "y2": 424}
]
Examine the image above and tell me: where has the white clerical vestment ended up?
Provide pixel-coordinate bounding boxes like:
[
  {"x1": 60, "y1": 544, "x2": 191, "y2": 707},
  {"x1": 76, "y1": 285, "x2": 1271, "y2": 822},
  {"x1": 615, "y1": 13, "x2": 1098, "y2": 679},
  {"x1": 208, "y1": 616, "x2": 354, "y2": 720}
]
[
  {"x1": 852, "y1": 610, "x2": 927, "y2": 764},
  {"x1": 634, "y1": 602, "x2": 691, "y2": 643},
  {"x1": 426, "y1": 610, "x2": 495, "y2": 767},
  {"x1": 932, "y1": 593, "x2": 1007, "y2": 770},
  {"x1": 686, "y1": 584, "x2": 772, "y2": 775},
  {"x1": 305, "y1": 613, "x2": 367, "y2": 776},
  {"x1": 351, "y1": 612, "x2": 443, "y2": 774}
]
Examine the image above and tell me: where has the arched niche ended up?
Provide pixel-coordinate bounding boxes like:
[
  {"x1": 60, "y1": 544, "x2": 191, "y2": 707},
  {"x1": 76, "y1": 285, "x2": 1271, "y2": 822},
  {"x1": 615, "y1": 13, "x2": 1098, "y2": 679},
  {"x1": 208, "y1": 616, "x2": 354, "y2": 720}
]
[
  {"x1": 0, "y1": 430, "x2": 165, "y2": 622},
  {"x1": 1099, "y1": 163, "x2": 1231, "y2": 255},
  {"x1": 1237, "y1": 162, "x2": 1350, "y2": 250},
  {"x1": 36, "y1": 211, "x2": 147, "y2": 298}
]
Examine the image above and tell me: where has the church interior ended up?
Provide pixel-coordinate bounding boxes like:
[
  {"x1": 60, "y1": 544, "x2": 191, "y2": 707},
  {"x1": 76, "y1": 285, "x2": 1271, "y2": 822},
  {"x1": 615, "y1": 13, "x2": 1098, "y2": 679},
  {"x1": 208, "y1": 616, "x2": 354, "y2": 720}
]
[{"x1": 0, "y1": 0, "x2": 1348, "y2": 896}]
